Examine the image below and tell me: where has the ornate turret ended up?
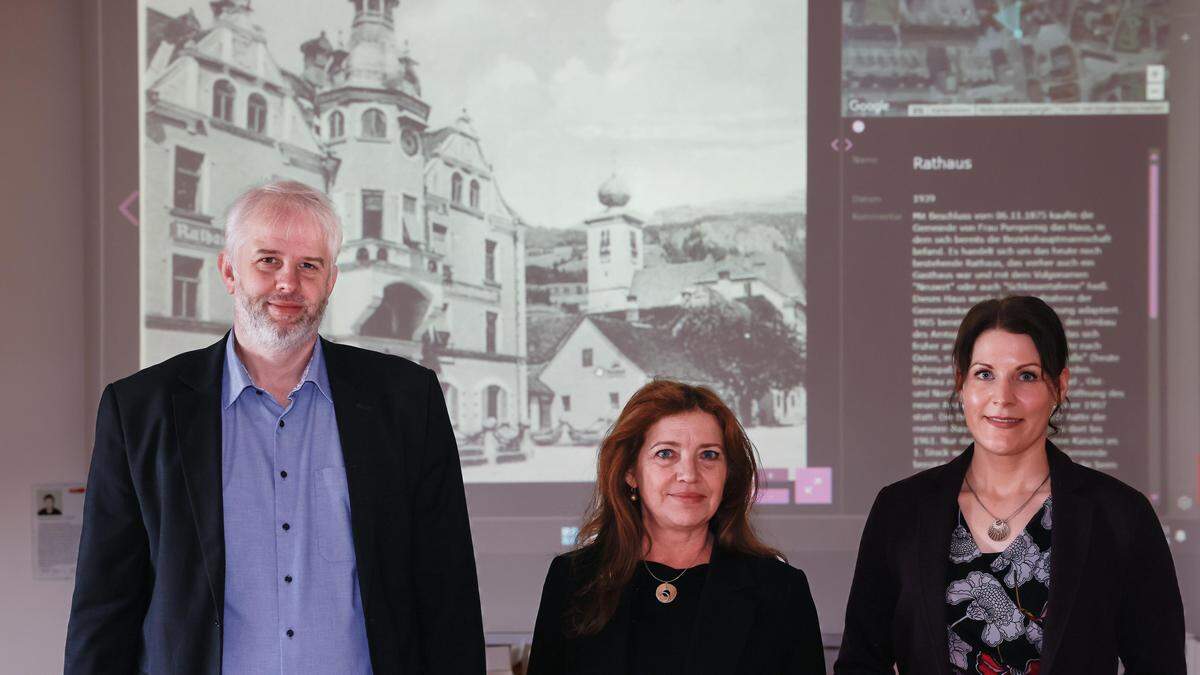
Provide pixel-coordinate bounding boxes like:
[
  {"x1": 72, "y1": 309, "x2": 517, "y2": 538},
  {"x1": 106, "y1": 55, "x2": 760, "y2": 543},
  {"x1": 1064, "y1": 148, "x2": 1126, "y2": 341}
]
[
  {"x1": 394, "y1": 41, "x2": 422, "y2": 97},
  {"x1": 301, "y1": 31, "x2": 334, "y2": 87},
  {"x1": 210, "y1": 0, "x2": 252, "y2": 24},
  {"x1": 343, "y1": 0, "x2": 403, "y2": 88}
]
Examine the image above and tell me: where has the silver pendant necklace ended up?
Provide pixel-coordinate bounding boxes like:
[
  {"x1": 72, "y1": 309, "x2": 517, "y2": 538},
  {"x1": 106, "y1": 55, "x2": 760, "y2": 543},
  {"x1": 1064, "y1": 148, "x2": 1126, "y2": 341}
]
[{"x1": 965, "y1": 472, "x2": 1050, "y2": 541}]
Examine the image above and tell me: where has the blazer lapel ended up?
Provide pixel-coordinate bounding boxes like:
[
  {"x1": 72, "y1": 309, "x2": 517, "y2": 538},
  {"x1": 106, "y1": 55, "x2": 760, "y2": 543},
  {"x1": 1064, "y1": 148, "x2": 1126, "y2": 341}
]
[
  {"x1": 684, "y1": 548, "x2": 757, "y2": 675},
  {"x1": 1039, "y1": 442, "x2": 1093, "y2": 673},
  {"x1": 173, "y1": 336, "x2": 229, "y2": 622},
  {"x1": 322, "y1": 339, "x2": 385, "y2": 619},
  {"x1": 915, "y1": 446, "x2": 972, "y2": 675}
]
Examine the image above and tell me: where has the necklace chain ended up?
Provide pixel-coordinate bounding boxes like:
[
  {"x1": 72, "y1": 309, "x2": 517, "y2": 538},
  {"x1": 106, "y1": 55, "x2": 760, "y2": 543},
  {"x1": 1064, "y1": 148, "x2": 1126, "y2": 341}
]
[
  {"x1": 642, "y1": 560, "x2": 690, "y2": 585},
  {"x1": 643, "y1": 542, "x2": 709, "y2": 585},
  {"x1": 965, "y1": 472, "x2": 1050, "y2": 524}
]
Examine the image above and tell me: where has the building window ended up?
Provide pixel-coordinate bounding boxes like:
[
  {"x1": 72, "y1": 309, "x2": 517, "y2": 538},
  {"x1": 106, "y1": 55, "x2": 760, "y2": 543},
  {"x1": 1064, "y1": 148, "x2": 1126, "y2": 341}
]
[
  {"x1": 362, "y1": 190, "x2": 383, "y2": 239},
  {"x1": 469, "y1": 180, "x2": 480, "y2": 209},
  {"x1": 329, "y1": 111, "x2": 344, "y2": 138},
  {"x1": 212, "y1": 80, "x2": 235, "y2": 122},
  {"x1": 485, "y1": 311, "x2": 497, "y2": 353},
  {"x1": 630, "y1": 231, "x2": 638, "y2": 258},
  {"x1": 744, "y1": 281, "x2": 753, "y2": 297},
  {"x1": 172, "y1": 255, "x2": 202, "y2": 318},
  {"x1": 562, "y1": 395, "x2": 572, "y2": 412},
  {"x1": 361, "y1": 108, "x2": 386, "y2": 138},
  {"x1": 173, "y1": 147, "x2": 204, "y2": 212},
  {"x1": 356, "y1": 247, "x2": 369, "y2": 263},
  {"x1": 485, "y1": 384, "x2": 506, "y2": 421},
  {"x1": 609, "y1": 392, "x2": 620, "y2": 409},
  {"x1": 246, "y1": 94, "x2": 267, "y2": 134},
  {"x1": 403, "y1": 194, "x2": 417, "y2": 215},
  {"x1": 368, "y1": 0, "x2": 380, "y2": 10},
  {"x1": 432, "y1": 222, "x2": 448, "y2": 250},
  {"x1": 451, "y1": 172, "x2": 463, "y2": 204},
  {"x1": 484, "y1": 240, "x2": 496, "y2": 283},
  {"x1": 582, "y1": 348, "x2": 593, "y2": 367},
  {"x1": 599, "y1": 229, "x2": 611, "y2": 257}
]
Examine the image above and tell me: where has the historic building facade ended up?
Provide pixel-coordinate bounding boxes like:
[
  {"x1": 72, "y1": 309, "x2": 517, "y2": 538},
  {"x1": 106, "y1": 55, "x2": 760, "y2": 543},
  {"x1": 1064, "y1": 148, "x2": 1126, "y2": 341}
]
[{"x1": 143, "y1": 0, "x2": 528, "y2": 435}]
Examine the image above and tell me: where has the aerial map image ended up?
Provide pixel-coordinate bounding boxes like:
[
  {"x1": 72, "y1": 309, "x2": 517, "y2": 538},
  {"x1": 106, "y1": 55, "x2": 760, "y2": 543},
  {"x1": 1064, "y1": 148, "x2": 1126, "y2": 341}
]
[{"x1": 841, "y1": 0, "x2": 1171, "y2": 115}]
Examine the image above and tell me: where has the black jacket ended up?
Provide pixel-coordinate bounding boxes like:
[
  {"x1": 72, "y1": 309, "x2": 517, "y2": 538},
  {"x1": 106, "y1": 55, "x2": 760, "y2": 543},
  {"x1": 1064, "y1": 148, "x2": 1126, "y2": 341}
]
[
  {"x1": 64, "y1": 336, "x2": 484, "y2": 674},
  {"x1": 527, "y1": 546, "x2": 826, "y2": 674},
  {"x1": 835, "y1": 442, "x2": 1186, "y2": 674}
]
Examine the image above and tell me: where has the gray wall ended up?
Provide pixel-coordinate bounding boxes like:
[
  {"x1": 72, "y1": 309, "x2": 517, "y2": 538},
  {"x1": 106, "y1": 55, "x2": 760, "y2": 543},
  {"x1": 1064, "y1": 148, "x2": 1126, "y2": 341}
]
[{"x1": 0, "y1": 1, "x2": 89, "y2": 672}]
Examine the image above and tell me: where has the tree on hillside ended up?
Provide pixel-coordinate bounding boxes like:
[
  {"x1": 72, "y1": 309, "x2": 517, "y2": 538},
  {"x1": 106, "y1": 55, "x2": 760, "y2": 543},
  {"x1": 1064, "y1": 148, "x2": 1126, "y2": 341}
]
[{"x1": 672, "y1": 298, "x2": 806, "y2": 424}]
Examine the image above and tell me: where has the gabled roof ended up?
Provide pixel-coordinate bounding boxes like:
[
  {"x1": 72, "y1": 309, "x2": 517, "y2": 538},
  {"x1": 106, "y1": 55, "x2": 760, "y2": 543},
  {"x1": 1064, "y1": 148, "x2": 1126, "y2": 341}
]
[
  {"x1": 527, "y1": 362, "x2": 555, "y2": 397},
  {"x1": 628, "y1": 250, "x2": 804, "y2": 309},
  {"x1": 527, "y1": 314, "x2": 584, "y2": 364},
  {"x1": 587, "y1": 316, "x2": 714, "y2": 384}
]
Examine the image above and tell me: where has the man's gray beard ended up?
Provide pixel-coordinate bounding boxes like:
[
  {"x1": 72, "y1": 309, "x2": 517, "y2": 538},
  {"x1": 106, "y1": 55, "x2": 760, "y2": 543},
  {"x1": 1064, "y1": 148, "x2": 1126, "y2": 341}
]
[{"x1": 233, "y1": 288, "x2": 327, "y2": 355}]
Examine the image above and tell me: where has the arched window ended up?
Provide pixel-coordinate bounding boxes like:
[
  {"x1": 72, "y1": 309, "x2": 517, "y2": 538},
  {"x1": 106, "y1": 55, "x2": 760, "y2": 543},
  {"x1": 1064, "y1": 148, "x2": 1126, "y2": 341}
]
[
  {"x1": 246, "y1": 94, "x2": 267, "y2": 133},
  {"x1": 485, "y1": 384, "x2": 508, "y2": 422},
  {"x1": 451, "y1": 173, "x2": 463, "y2": 204},
  {"x1": 368, "y1": 0, "x2": 381, "y2": 10},
  {"x1": 361, "y1": 283, "x2": 431, "y2": 340},
  {"x1": 361, "y1": 109, "x2": 386, "y2": 138},
  {"x1": 469, "y1": 179, "x2": 480, "y2": 209},
  {"x1": 356, "y1": 247, "x2": 370, "y2": 263},
  {"x1": 212, "y1": 80, "x2": 235, "y2": 122},
  {"x1": 329, "y1": 111, "x2": 344, "y2": 138}
]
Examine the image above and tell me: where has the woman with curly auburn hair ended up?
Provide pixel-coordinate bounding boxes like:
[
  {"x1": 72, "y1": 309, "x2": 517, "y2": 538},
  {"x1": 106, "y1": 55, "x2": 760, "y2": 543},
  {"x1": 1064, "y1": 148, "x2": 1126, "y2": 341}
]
[{"x1": 527, "y1": 379, "x2": 825, "y2": 674}]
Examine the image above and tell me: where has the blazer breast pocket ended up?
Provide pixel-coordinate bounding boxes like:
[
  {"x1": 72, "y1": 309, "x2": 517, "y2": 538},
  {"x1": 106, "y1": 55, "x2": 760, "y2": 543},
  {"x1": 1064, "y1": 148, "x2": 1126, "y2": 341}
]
[{"x1": 314, "y1": 466, "x2": 357, "y2": 563}]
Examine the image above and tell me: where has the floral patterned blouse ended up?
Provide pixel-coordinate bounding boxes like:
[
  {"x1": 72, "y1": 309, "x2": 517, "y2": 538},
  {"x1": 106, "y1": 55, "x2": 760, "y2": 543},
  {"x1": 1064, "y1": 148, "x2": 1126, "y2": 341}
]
[{"x1": 946, "y1": 497, "x2": 1052, "y2": 675}]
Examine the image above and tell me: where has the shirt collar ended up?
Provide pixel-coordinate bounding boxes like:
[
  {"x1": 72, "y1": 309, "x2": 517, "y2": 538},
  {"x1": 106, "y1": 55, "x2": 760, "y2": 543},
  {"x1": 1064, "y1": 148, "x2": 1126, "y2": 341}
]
[{"x1": 222, "y1": 330, "x2": 333, "y2": 409}]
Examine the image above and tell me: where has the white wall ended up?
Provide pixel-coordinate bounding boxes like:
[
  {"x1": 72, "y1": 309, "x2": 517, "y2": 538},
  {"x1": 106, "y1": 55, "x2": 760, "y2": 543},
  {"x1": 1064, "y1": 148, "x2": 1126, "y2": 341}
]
[{"x1": 0, "y1": 1, "x2": 89, "y2": 672}]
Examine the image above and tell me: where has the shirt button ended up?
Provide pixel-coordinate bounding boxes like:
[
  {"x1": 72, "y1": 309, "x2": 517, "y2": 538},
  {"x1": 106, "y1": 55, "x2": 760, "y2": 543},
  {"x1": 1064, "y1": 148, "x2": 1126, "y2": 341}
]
[
  {"x1": 284, "y1": 575, "x2": 293, "y2": 583},
  {"x1": 255, "y1": 389, "x2": 262, "y2": 396},
  {"x1": 278, "y1": 420, "x2": 285, "y2": 428},
  {"x1": 286, "y1": 628, "x2": 294, "y2": 638},
  {"x1": 280, "y1": 470, "x2": 288, "y2": 479},
  {"x1": 282, "y1": 522, "x2": 290, "y2": 531}
]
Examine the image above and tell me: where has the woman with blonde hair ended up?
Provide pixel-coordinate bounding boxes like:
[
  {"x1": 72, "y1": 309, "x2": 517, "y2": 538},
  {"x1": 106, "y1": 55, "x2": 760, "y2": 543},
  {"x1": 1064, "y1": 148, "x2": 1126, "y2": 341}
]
[{"x1": 527, "y1": 380, "x2": 825, "y2": 674}]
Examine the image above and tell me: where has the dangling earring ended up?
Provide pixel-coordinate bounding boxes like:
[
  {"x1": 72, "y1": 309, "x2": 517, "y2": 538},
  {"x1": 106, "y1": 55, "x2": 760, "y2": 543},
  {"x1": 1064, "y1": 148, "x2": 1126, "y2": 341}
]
[{"x1": 630, "y1": 486, "x2": 638, "y2": 502}]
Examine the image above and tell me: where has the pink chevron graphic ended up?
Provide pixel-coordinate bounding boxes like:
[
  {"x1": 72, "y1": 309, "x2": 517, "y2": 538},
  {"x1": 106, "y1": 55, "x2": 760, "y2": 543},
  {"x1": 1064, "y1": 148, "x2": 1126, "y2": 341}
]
[{"x1": 118, "y1": 190, "x2": 139, "y2": 226}]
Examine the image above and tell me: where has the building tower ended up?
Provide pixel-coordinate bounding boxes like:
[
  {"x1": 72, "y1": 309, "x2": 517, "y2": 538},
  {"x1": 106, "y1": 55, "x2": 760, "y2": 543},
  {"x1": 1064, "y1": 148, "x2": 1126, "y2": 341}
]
[
  {"x1": 314, "y1": 0, "x2": 437, "y2": 350},
  {"x1": 586, "y1": 175, "x2": 645, "y2": 313}
]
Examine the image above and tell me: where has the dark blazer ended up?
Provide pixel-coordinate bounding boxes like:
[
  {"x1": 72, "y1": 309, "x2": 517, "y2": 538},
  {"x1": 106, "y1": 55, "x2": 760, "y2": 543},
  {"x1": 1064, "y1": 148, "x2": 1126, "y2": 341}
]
[
  {"x1": 64, "y1": 336, "x2": 485, "y2": 674},
  {"x1": 835, "y1": 442, "x2": 1186, "y2": 675},
  {"x1": 526, "y1": 546, "x2": 826, "y2": 674}
]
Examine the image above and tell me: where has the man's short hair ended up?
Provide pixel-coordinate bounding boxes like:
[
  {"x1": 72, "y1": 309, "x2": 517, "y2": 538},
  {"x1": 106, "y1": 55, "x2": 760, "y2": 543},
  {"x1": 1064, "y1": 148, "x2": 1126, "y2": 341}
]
[{"x1": 223, "y1": 180, "x2": 343, "y2": 262}]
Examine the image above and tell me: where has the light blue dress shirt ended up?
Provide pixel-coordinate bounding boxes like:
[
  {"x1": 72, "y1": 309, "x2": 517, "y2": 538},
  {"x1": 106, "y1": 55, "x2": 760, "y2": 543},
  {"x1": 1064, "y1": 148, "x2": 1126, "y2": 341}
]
[{"x1": 220, "y1": 332, "x2": 373, "y2": 674}]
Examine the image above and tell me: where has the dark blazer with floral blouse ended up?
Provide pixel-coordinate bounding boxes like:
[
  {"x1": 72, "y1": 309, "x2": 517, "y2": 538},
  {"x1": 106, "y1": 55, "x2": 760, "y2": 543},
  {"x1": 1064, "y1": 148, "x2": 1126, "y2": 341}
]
[{"x1": 834, "y1": 441, "x2": 1186, "y2": 675}]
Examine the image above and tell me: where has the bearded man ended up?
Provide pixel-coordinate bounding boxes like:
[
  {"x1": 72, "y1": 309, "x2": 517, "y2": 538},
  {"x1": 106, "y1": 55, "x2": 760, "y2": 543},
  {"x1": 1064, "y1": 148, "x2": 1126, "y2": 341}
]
[{"x1": 65, "y1": 181, "x2": 484, "y2": 674}]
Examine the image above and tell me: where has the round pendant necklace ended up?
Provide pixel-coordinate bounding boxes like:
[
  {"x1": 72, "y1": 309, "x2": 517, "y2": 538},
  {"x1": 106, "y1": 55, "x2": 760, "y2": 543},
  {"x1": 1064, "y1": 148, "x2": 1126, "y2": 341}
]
[
  {"x1": 643, "y1": 562, "x2": 688, "y2": 604},
  {"x1": 643, "y1": 544, "x2": 708, "y2": 604},
  {"x1": 965, "y1": 472, "x2": 1050, "y2": 541}
]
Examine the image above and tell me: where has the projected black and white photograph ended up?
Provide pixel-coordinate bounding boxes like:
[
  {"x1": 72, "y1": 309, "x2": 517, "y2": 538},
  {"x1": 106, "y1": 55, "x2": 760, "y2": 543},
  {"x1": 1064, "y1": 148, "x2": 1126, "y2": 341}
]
[{"x1": 139, "y1": 0, "x2": 809, "y2": 485}]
